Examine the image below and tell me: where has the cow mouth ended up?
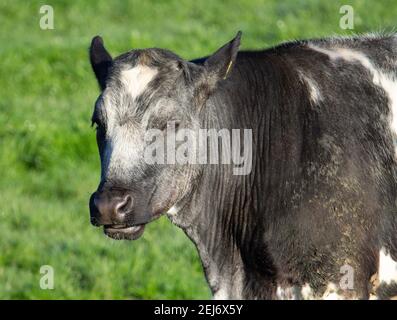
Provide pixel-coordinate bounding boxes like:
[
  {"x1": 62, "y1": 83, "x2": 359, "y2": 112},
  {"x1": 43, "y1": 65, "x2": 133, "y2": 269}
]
[{"x1": 103, "y1": 224, "x2": 146, "y2": 240}]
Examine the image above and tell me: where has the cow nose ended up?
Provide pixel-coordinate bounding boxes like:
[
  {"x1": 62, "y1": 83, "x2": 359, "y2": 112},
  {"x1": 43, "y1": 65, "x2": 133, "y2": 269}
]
[{"x1": 89, "y1": 192, "x2": 134, "y2": 226}]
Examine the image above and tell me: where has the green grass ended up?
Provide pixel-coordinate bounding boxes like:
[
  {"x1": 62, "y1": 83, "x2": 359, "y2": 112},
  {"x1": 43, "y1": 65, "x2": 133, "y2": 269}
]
[{"x1": 1, "y1": 0, "x2": 397, "y2": 299}]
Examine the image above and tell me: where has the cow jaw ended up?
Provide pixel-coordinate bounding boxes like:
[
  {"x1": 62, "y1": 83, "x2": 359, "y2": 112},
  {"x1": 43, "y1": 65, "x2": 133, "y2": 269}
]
[{"x1": 104, "y1": 224, "x2": 146, "y2": 240}]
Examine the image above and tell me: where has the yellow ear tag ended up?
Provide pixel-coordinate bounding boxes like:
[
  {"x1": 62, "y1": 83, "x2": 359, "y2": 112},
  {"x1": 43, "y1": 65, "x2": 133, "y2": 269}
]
[{"x1": 224, "y1": 60, "x2": 233, "y2": 80}]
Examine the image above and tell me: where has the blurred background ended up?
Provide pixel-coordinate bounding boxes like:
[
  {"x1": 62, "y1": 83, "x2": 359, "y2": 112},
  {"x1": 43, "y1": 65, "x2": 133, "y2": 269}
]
[{"x1": 1, "y1": 0, "x2": 397, "y2": 299}]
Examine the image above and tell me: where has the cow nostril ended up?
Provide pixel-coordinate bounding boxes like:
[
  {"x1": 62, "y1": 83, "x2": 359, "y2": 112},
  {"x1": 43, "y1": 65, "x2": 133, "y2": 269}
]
[
  {"x1": 116, "y1": 195, "x2": 134, "y2": 215},
  {"x1": 90, "y1": 216, "x2": 100, "y2": 227}
]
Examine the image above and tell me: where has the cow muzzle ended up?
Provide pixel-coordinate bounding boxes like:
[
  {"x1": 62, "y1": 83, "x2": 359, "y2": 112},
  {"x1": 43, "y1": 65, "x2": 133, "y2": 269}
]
[{"x1": 89, "y1": 190, "x2": 148, "y2": 240}]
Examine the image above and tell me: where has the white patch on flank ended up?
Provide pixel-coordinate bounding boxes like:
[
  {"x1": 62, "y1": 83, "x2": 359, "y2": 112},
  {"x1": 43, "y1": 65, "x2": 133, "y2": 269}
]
[
  {"x1": 323, "y1": 292, "x2": 342, "y2": 300},
  {"x1": 276, "y1": 286, "x2": 302, "y2": 300},
  {"x1": 120, "y1": 65, "x2": 158, "y2": 100},
  {"x1": 379, "y1": 247, "x2": 397, "y2": 285},
  {"x1": 369, "y1": 293, "x2": 378, "y2": 300},
  {"x1": 301, "y1": 283, "x2": 315, "y2": 300},
  {"x1": 298, "y1": 71, "x2": 322, "y2": 104},
  {"x1": 309, "y1": 44, "x2": 397, "y2": 157},
  {"x1": 278, "y1": 282, "x2": 352, "y2": 300},
  {"x1": 322, "y1": 283, "x2": 341, "y2": 300}
]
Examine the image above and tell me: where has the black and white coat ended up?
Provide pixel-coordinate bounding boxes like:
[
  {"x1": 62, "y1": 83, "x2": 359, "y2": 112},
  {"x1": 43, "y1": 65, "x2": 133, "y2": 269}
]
[{"x1": 89, "y1": 33, "x2": 397, "y2": 300}]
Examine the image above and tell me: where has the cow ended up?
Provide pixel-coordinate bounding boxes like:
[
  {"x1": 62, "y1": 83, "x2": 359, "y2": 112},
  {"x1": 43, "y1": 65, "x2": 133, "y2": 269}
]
[{"x1": 88, "y1": 31, "x2": 397, "y2": 299}]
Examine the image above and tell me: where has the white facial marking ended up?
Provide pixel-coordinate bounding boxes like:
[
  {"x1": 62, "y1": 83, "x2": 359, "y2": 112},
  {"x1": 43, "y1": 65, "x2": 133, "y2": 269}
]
[
  {"x1": 379, "y1": 247, "x2": 397, "y2": 285},
  {"x1": 309, "y1": 45, "x2": 397, "y2": 157},
  {"x1": 121, "y1": 65, "x2": 158, "y2": 100},
  {"x1": 99, "y1": 65, "x2": 159, "y2": 181},
  {"x1": 104, "y1": 125, "x2": 145, "y2": 181}
]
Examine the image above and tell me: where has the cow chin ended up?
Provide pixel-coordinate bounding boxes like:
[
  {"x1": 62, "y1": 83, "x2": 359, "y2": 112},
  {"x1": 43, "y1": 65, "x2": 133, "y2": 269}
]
[{"x1": 103, "y1": 224, "x2": 146, "y2": 240}]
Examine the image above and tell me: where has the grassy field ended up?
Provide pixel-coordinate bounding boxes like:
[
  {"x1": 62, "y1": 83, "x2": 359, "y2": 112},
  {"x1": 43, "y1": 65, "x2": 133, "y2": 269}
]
[{"x1": 1, "y1": 0, "x2": 397, "y2": 299}]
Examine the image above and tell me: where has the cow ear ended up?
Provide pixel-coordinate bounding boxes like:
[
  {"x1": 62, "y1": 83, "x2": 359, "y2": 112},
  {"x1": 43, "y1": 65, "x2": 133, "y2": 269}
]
[
  {"x1": 89, "y1": 36, "x2": 112, "y2": 90},
  {"x1": 204, "y1": 31, "x2": 241, "y2": 86}
]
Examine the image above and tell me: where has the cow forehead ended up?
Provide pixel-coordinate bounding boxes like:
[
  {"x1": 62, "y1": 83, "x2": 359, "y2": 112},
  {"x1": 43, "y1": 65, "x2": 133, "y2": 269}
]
[
  {"x1": 98, "y1": 48, "x2": 188, "y2": 130},
  {"x1": 110, "y1": 49, "x2": 181, "y2": 99},
  {"x1": 98, "y1": 63, "x2": 159, "y2": 128},
  {"x1": 120, "y1": 64, "x2": 158, "y2": 100}
]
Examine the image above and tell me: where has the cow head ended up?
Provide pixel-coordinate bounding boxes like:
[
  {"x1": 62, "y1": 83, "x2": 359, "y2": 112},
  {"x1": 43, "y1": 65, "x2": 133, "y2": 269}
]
[{"x1": 88, "y1": 33, "x2": 241, "y2": 240}]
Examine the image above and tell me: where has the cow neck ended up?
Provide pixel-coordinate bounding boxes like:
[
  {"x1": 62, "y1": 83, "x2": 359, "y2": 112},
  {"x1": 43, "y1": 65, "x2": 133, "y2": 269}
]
[{"x1": 171, "y1": 75, "x2": 275, "y2": 298}]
